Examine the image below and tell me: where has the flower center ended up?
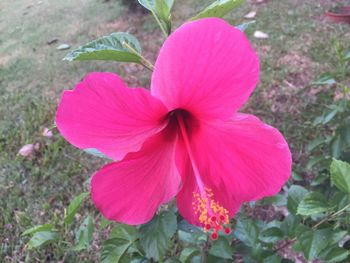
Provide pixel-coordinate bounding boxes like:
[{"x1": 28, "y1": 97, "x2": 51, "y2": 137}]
[{"x1": 173, "y1": 109, "x2": 231, "y2": 239}]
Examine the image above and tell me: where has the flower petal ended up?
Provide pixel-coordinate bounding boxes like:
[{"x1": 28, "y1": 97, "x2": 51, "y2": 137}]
[
  {"x1": 56, "y1": 72, "x2": 168, "y2": 160},
  {"x1": 91, "y1": 130, "x2": 181, "y2": 225},
  {"x1": 176, "y1": 113, "x2": 292, "y2": 225},
  {"x1": 151, "y1": 18, "x2": 259, "y2": 120}
]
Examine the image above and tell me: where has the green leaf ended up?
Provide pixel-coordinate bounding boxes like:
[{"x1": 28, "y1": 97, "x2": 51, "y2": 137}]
[
  {"x1": 191, "y1": 0, "x2": 245, "y2": 20},
  {"x1": 344, "y1": 51, "x2": 350, "y2": 60},
  {"x1": 139, "y1": 210, "x2": 177, "y2": 261},
  {"x1": 297, "y1": 192, "x2": 331, "y2": 216},
  {"x1": 311, "y1": 74, "x2": 336, "y2": 85},
  {"x1": 330, "y1": 159, "x2": 350, "y2": 193},
  {"x1": 263, "y1": 254, "x2": 282, "y2": 263},
  {"x1": 73, "y1": 215, "x2": 94, "y2": 251},
  {"x1": 320, "y1": 246, "x2": 349, "y2": 262},
  {"x1": 179, "y1": 247, "x2": 201, "y2": 263},
  {"x1": 259, "y1": 227, "x2": 284, "y2": 243},
  {"x1": 64, "y1": 192, "x2": 89, "y2": 225},
  {"x1": 22, "y1": 224, "x2": 54, "y2": 236},
  {"x1": 110, "y1": 224, "x2": 138, "y2": 241},
  {"x1": 209, "y1": 237, "x2": 234, "y2": 259},
  {"x1": 101, "y1": 225, "x2": 139, "y2": 263},
  {"x1": 331, "y1": 135, "x2": 342, "y2": 158},
  {"x1": 84, "y1": 148, "x2": 110, "y2": 159},
  {"x1": 236, "y1": 21, "x2": 255, "y2": 32},
  {"x1": 138, "y1": 0, "x2": 174, "y2": 35},
  {"x1": 293, "y1": 226, "x2": 331, "y2": 260},
  {"x1": 233, "y1": 215, "x2": 259, "y2": 247},
  {"x1": 287, "y1": 185, "x2": 308, "y2": 214},
  {"x1": 64, "y1": 33, "x2": 142, "y2": 63},
  {"x1": 306, "y1": 137, "x2": 326, "y2": 152},
  {"x1": 280, "y1": 214, "x2": 301, "y2": 238},
  {"x1": 27, "y1": 231, "x2": 59, "y2": 249},
  {"x1": 310, "y1": 173, "x2": 329, "y2": 186},
  {"x1": 102, "y1": 238, "x2": 134, "y2": 263},
  {"x1": 258, "y1": 194, "x2": 287, "y2": 206}
]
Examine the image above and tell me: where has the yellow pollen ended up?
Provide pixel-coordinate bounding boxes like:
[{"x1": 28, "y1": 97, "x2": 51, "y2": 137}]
[{"x1": 192, "y1": 188, "x2": 230, "y2": 239}]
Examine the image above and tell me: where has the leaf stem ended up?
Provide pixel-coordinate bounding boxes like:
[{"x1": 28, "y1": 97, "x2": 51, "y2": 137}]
[
  {"x1": 150, "y1": 10, "x2": 168, "y2": 37},
  {"x1": 122, "y1": 42, "x2": 155, "y2": 71},
  {"x1": 312, "y1": 202, "x2": 350, "y2": 229}
]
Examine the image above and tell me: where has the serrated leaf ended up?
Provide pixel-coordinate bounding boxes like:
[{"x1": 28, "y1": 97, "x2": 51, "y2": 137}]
[
  {"x1": 139, "y1": 211, "x2": 177, "y2": 261},
  {"x1": 73, "y1": 215, "x2": 94, "y2": 251},
  {"x1": 209, "y1": 237, "x2": 234, "y2": 259},
  {"x1": 64, "y1": 192, "x2": 89, "y2": 225},
  {"x1": 293, "y1": 226, "x2": 331, "y2": 260},
  {"x1": 287, "y1": 185, "x2": 308, "y2": 214},
  {"x1": 191, "y1": 0, "x2": 245, "y2": 20},
  {"x1": 22, "y1": 224, "x2": 54, "y2": 236},
  {"x1": 297, "y1": 192, "x2": 331, "y2": 216},
  {"x1": 233, "y1": 215, "x2": 259, "y2": 247},
  {"x1": 330, "y1": 159, "x2": 350, "y2": 193},
  {"x1": 64, "y1": 33, "x2": 142, "y2": 63},
  {"x1": 27, "y1": 231, "x2": 59, "y2": 249},
  {"x1": 259, "y1": 227, "x2": 284, "y2": 243},
  {"x1": 84, "y1": 148, "x2": 110, "y2": 159},
  {"x1": 236, "y1": 21, "x2": 255, "y2": 32}
]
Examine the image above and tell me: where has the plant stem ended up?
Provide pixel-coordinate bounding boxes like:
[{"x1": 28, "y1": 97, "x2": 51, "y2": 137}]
[
  {"x1": 122, "y1": 42, "x2": 155, "y2": 71},
  {"x1": 275, "y1": 202, "x2": 350, "y2": 252},
  {"x1": 312, "y1": 202, "x2": 350, "y2": 229}
]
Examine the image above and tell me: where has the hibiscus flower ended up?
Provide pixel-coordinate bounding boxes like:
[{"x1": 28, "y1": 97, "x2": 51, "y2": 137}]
[{"x1": 56, "y1": 18, "x2": 292, "y2": 238}]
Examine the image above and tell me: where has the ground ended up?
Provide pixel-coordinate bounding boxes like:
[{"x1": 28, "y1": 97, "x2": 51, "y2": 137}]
[{"x1": 0, "y1": 0, "x2": 349, "y2": 262}]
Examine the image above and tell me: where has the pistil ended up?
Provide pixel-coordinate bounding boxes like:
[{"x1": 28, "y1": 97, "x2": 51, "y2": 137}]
[{"x1": 176, "y1": 113, "x2": 231, "y2": 239}]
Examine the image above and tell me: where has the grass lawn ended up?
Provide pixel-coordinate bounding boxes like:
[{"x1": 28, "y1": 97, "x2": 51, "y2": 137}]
[{"x1": 0, "y1": 0, "x2": 349, "y2": 261}]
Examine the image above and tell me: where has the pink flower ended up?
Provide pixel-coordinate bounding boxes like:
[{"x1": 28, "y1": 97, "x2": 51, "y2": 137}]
[{"x1": 56, "y1": 18, "x2": 292, "y2": 237}]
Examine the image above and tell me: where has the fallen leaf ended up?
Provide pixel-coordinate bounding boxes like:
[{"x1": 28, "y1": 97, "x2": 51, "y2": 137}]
[
  {"x1": 18, "y1": 144, "x2": 35, "y2": 157},
  {"x1": 57, "y1": 44, "x2": 70, "y2": 50},
  {"x1": 42, "y1": 128, "x2": 53, "y2": 137},
  {"x1": 244, "y1": 11, "x2": 256, "y2": 19},
  {"x1": 254, "y1": 30, "x2": 269, "y2": 39}
]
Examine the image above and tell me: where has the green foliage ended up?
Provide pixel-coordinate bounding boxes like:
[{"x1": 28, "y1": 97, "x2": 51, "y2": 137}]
[
  {"x1": 139, "y1": 210, "x2": 177, "y2": 261},
  {"x1": 27, "y1": 231, "x2": 59, "y2": 249},
  {"x1": 209, "y1": 237, "x2": 234, "y2": 259},
  {"x1": 297, "y1": 192, "x2": 332, "y2": 216},
  {"x1": 331, "y1": 159, "x2": 350, "y2": 193},
  {"x1": 101, "y1": 224, "x2": 140, "y2": 263},
  {"x1": 138, "y1": 0, "x2": 174, "y2": 35},
  {"x1": 73, "y1": 215, "x2": 94, "y2": 251},
  {"x1": 64, "y1": 33, "x2": 142, "y2": 63},
  {"x1": 287, "y1": 185, "x2": 308, "y2": 214},
  {"x1": 64, "y1": 192, "x2": 89, "y2": 225},
  {"x1": 293, "y1": 226, "x2": 331, "y2": 260},
  {"x1": 84, "y1": 148, "x2": 110, "y2": 159},
  {"x1": 191, "y1": 0, "x2": 245, "y2": 20}
]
